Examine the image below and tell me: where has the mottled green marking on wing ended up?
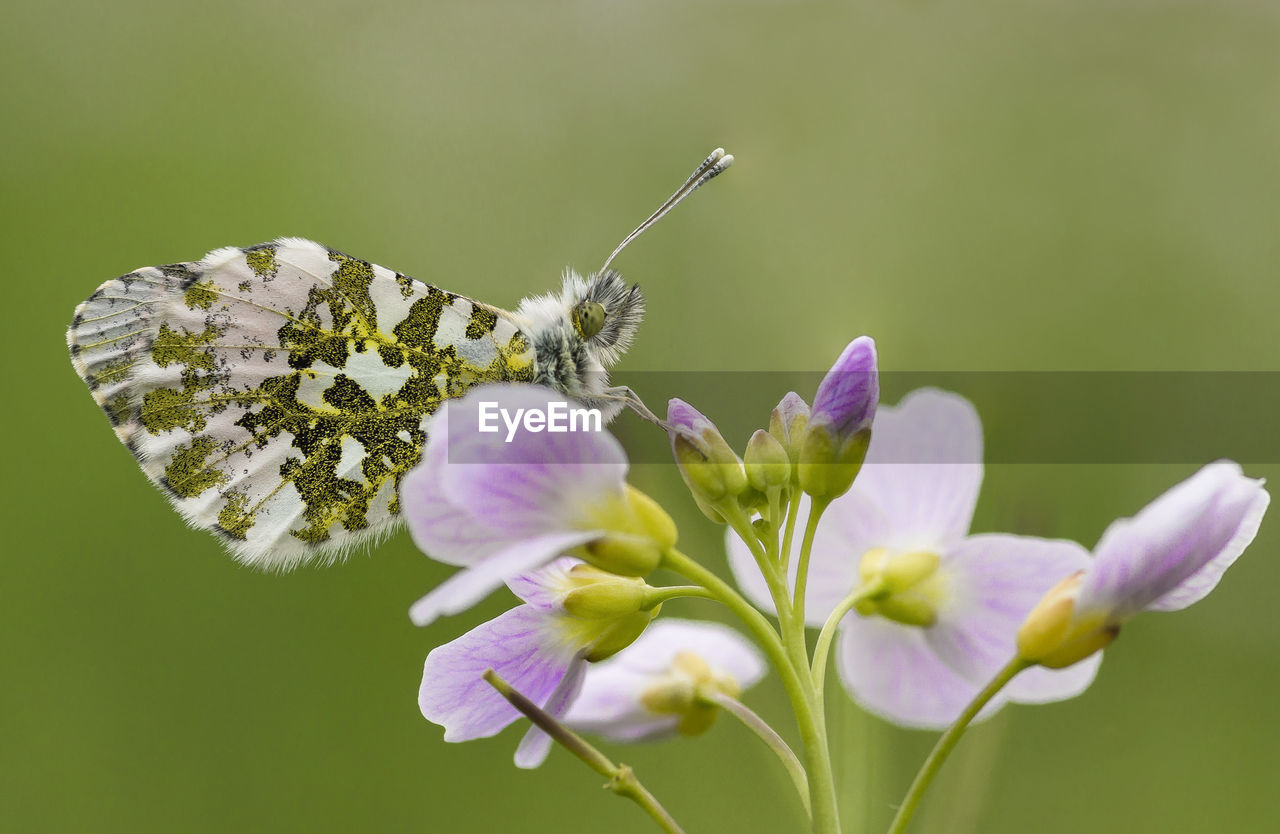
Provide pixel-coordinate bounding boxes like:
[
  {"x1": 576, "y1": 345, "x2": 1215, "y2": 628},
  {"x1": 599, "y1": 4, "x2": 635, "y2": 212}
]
[
  {"x1": 465, "y1": 306, "x2": 498, "y2": 339},
  {"x1": 184, "y1": 281, "x2": 218, "y2": 310},
  {"x1": 245, "y1": 247, "x2": 277, "y2": 278},
  {"x1": 164, "y1": 437, "x2": 230, "y2": 498},
  {"x1": 120, "y1": 241, "x2": 537, "y2": 554}
]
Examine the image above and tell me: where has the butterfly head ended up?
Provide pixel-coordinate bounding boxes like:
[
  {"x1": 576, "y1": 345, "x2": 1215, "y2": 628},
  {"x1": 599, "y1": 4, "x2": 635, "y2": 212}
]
[{"x1": 517, "y1": 270, "x2": 645, "y2": 401}]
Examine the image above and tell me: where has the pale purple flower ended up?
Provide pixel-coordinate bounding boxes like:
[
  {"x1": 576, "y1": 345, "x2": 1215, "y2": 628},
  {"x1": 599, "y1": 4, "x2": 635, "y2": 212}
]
[
  {"x1": 729, "y1": 389, "x2": 1099, "y2": 729},
  {"x1": 1018, "y1": 461, "x2": 1269, "y2": 668},
  {"x1": 419, "y1": 557, "x2": 645, "y2": 769},
  {"x1": 809, "y1": 335, "x2": 878, "y2": 440},
  {"x1": 563, "y1": 619, "x2": 766, "y2": 741},
  {"x1": 402, "y1": 384, "x2": 630, "y2": 627}
]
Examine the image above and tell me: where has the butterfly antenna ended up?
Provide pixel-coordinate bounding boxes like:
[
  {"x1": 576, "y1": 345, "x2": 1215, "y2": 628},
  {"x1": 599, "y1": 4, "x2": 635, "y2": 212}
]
[{"x1": 598, "y1": 147, "x2": 734, "y2": 274}]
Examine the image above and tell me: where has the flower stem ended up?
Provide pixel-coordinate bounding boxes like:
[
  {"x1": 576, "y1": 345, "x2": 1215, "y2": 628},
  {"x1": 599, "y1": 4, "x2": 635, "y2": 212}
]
[
  {"x1": 661, "y1": 548, "x2": 841, "y2": 834},
  {"x1": 779, "y1": 488, "x2": 802, "y2": 576},
  {"x1": 791, "y1": 497, "x2": 830, "y2": 635},
  {"x1": 810, "y1": 581, "x2": 885, "y2": 693},
  {"x1": 482, "y1": 669, "x2": 684, "y2": 834},
  {"x1": 705, "y1": 691, "x2": 811, "y2": 818},
  {"x1": 885, "y1": 658, "x2": 1031, "y2": 834},
  {"x1": 641, "y1": 585, "x2": 718, "y2": 608}
]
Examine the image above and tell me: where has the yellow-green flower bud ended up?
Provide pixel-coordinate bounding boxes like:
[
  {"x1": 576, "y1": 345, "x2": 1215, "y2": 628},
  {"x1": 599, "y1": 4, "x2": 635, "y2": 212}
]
[
  {"x1": 744, "y1": 429, "x2": 790, "y2": 491},
  {"x1": 1016, "y1": 571, "x2": 1119, "y2": 668}
]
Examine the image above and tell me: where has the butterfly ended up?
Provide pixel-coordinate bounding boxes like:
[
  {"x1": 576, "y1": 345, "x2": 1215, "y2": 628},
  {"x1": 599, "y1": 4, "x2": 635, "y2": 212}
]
[{"x1": 68, "y1": 149, "x2": 732, "y2": 570}]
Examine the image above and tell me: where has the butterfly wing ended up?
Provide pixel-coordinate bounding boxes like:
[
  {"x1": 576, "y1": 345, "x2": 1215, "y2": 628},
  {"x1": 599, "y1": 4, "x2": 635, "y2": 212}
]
[{"x1": 68, "y1": 238, "x2": 536, "y2": 569}]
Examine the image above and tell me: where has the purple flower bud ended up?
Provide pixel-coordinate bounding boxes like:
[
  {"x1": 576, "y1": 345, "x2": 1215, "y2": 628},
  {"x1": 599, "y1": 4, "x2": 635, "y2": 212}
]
[
  {"x1": 666, "y1": 398, "x2": 747, "y2": 505},
  {"x1": 809, "y1": 336, "x2": 879, "y2": 439},
  {"x1": 768, "y1": 392, "x2": 810, "y2": 463}
]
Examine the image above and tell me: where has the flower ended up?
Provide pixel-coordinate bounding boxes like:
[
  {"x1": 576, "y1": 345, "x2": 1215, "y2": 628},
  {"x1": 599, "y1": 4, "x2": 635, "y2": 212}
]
[
  {"x1": 563, "y1": 619, "x2": 766, "y2": 741},
  {"x1": 402, "y1": 384, "x2": 673, "y2": 627},
  {"x1": 728, "y1": 388, "x2": 1099, "y2": 728},
  {"x1": 798, "y1": 336, "x2": 879, "y2": 500},
  {"x1": 418, "y1": 558, "x2": 655, "y2": 768},
  {"x1": 1018, "y1": 461, "x2": 1269, "y2": 668}
]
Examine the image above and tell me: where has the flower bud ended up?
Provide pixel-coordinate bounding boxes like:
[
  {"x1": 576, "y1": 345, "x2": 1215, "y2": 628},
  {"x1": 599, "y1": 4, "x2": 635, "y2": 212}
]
[
  {"x1": 667, "y1": 399, "x2": 748, "y2": 504},
  {"x1": 810, "y1": 336, "x2": 879, "y2": 438},
  {"x1": 1016, "y1": 571, "x2": 1119, "y2": 669},
  {"x1": 744, "y1": 429, "x2": 790, "y2": 491},
  {"x1": 768, "y1": 392, "x2": 810, "y2": 469}
]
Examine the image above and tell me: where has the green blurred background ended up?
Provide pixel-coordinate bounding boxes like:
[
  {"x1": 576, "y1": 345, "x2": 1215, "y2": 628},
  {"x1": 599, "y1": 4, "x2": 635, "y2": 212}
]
[{"x1": 4, "y1": 1, "x2": 1278, "y2": 831}]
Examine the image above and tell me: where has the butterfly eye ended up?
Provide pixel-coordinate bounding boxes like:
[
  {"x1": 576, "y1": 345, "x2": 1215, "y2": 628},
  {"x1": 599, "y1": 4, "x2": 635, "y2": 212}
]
[{"x1": 572, "y1": 300, "x2": 607, "y2": 340}]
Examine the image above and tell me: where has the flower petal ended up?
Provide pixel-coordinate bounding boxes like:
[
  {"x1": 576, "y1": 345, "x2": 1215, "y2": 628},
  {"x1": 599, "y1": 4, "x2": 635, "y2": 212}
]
[
  {"x1": 404, "y1": 385, "x2": 628, "y2": 567},
  {"x1": 563, "y1": 619, "x2": 766, "y2": 742},
  {"x1": 409, "y1": 531, "x2": 599, "y2": 626},
  {"x1": 505, "y1": 556, "x2": 581, "y2": 610},
  {"x1": 837, "y1": 613, "x2": 1006, "y2": 729},
  {"x1": 418, "y1": 605, "x2": 575, "y2": 742},
  {"x1": 854, "y1": 388, "x2": 983, "y2": 551},
  {"x1": 400, "y1": 427, "x2": 508, "y2": 568},
  {"x1": 1081, "y1": 462, "x2": 1269, "y2": 621},
  {"x1": 441, "y1": 385, "x2": 629, "y2": 532},
  {"x1": 925, "y1": 533, "x2": 1096, "y2": 703},
  {"x1": 514, "y1": 656, "x2": 588, "y2": 769}
]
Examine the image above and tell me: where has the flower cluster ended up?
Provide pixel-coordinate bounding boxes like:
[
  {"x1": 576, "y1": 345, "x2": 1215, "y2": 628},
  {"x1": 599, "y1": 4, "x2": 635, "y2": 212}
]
[{"x1": 398, "y1": 340, "x2": 1268, "y2": 834}]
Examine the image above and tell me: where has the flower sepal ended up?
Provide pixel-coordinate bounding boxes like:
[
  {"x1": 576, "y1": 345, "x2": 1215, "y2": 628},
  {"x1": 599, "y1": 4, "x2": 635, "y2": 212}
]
[
  {"x1": 796, "y1": 424, "x2": 871, "y2": 501},
  {"x1": 1017, "y1": 571, "x2": 1120, "y2": 669},
  {"x1": 584, "y1": 610, "x2": 656, "y2": 662},
  {"x1": 575, "y1": 485, "x2": 677, "y2": 577},
  {"x1": 560, "y1": 564, "x2": 650, "y2": 619}
]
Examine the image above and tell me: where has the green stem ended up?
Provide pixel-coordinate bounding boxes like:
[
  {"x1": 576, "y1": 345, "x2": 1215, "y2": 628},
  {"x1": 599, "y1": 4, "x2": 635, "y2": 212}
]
[
  {"x1": 810, "y1": 581, "x2": 885, "y2": 693},
  {"x1": 791, "y1": 497, "x2": 830, "y2": 644},
  {"x1": 779, "y1": 488, "x2": 802, "y2": 576},
  {"x1": 661, "y1": 548, "x2": 840, "y2": 834},
  {"x1": 482, "y1": 670, "x2": 684, "y2": 834},
  {"x1": 885, "y1": 658, "x2": 1031, "y2": 834},
  {"x1": 721, "y1": 503, "x2": 794, "y2": 629},
  {"x1": 641, "y1": 585, "x2": 718, "y2": 608},
  {"x1": 705, "y1": 691, "x2": 811, "y2": 818}
]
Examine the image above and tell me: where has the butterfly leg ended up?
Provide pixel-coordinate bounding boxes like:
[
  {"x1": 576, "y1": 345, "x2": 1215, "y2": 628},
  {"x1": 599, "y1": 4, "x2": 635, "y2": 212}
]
[{"x1": 601, "y1": 385, "x2": 671, "y2": 432}]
